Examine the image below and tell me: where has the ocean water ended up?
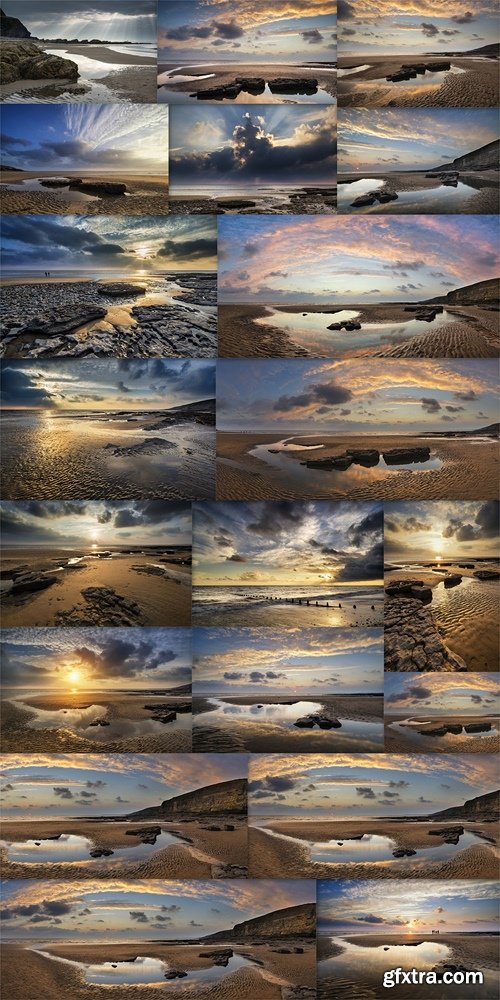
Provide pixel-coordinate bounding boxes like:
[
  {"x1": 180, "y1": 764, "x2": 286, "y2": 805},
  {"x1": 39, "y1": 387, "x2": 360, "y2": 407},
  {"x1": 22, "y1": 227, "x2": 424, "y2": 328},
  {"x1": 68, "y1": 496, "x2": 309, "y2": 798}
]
[{"x1": 192, "y1": 585, "x2": 382, "y2": 611}]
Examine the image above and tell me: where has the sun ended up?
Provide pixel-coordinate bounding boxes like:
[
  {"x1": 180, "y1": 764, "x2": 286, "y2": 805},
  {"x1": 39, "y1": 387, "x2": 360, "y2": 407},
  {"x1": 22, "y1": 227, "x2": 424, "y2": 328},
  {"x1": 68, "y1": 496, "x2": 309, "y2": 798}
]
[
  {"x1": 135, "y1": 246, "x2": 152, "y2": 259},
  {"x1": 67, "y1": 667, "x2": 82, "y2": 689}
]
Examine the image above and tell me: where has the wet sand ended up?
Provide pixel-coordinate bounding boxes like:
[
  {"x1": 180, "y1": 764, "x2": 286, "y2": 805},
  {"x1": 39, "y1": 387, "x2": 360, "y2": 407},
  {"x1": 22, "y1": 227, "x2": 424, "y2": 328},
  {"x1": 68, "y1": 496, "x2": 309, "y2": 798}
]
[
  {"x1": 0, "y1": 171, "x2": 168, "y2": 215},
  {"x1": 46, "y1": 45, "x2": 156, "y2": 67},
  {"x1": 318, "y1": 933, "x2": 498, "y2": 1000},
  {"x1": 1, "y1": 941, "x2": 315, "y2": 1000},
  {"x1": 0, "y1": 551, "x2": 191, "y2": 627},
  {"x1": 193, "y1": 694, "x2": 383, "y2": 753},
  {"x1": 0, "y1": 818, "x2": 247, "y2": 879},
  {"x1": 339, "y1": 171, "x2": 499, "y2": 215},
  {"x1": 338, "y1": 54, "x2": 500, "y2": 107},
  {"x1": 192, "y1": 594, "x2": 383, "y2": 628},
  {"x1": 0, "y1": 693, "x2": 192, "y2": 753},
  {"x1": 385, "y1": 714, "x2": 500, "y2": 753},
  {"x1": 218, "y1": 303, "x2": 500, "y2": 358},
  {"x1": 169, "y1": 189, "x2": 336, "y2": 215},
  {"x1": 249, "y1": 820, "x2": 499, "y2": 879},
  {"x1": 385, "y1": 565, "x2": 500, "y2": 671},
  {"x1": 216, "y1": 433, "x2": 499, "y2": 501}
]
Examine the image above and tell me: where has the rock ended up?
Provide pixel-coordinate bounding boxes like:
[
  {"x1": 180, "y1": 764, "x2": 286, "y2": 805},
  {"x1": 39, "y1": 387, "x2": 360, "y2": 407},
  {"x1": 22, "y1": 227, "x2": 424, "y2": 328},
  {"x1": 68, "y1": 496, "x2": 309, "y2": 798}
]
[
  {"x1": 55, "y1": 586, "x2": 144, "y2": 627},
  {"x1": 443, "y1": 573, "x2": 462, "y2": 587},
  {"x1": 293, "y1": 716, "x2": 316, "y2": 728},
  {"x1": 464, "y1": 721, "x2": 493, "y2": 733},
  {"x1": 351, "y1": 194, "x2": 377, "y2": 207},
  {"x1": 473, "y1": 569, "x2": 500, "y2": 580},
  {"x1": 425, "y1": 725, "x2": 448, "y2": 736},
  {"x1": 165, "y1": 969, "x2": 188, "y2": 979},
  {"x1": 21, "y1": 305, "x2": 107, "y2": 337},
  {"x1": 446, "y1": 724, "x2": 463, "y2": 735},
  {"x1": 458, "y1": 562, "x2": 475, "y2": 569},
  {"x1": 203, "y1": 950, "x2": 233, "y2": 965},
  {"x1": 426, "y1": 61, "x2": 451, "y2": 71},
  {"x1": 385, "y1": 579, "x2": 424, "y2": 596},
  {"x1": 235, "y1": 77, "x2": 266, "y2": 94},
  {"x1": 269, "y1": 78, "x2": 318, "y2": 94},
  {"x1": 384, "y1": 596, "x2": 468, "y2": 672},
  {"x1": 218, "y1": 198, "x2": 257, "y2": 209},
  {"x1": 327, "y1": 322, "x2": 342, "y2": 330},
  {"x1": 104, "y1": 437, "x2": 175, "y2": 457},
  {"x1": 382, "y1": 446, "x2": 431, "y2": 465},
  {"x1": 377, "y1": 191, "x2": 398, "y2": 202},
  {"x1": 304, "y1": 455, "x2": 353, "y2": 470},
  {"x1": 1, "y1": 9, "x2": 31, "y2": 37},
  {"x1": 195, "y1": 83, "x2": 242, "y2": 99},
  {"x1": 125, "y1": 827, "x2": 161, "y2": 838},
  {"x1": 96, "y1": 283, "x2": 146, "y2": 297},
  {"x1": 345, "y1": 448, "x2": 380, "y2": 466},
  {"x1": 38, "y1": 177, "x2": 73, "y2": 188},
  {"x1": 223, "y1": 824, "x2": 235, "y2": 831},
  {"x1": 89, "y1": 847, "x2": 114, "y2": 857},
  {"x1": 0, "y1": 40, "x2": 79, "y2": 83},
  {"x1": 392, "y1": 847, "x2": 417, "y2": 857},
  {"x1": 428, "y1": 826, "x2": 464, "y2": 837},
  {"x1": 294, "y1": 714, "x2": 341, "y2": 729},
  {"x1": 67, "y1": 180, "x2": 127, "y2": 195},
  {"x1": 10, "y1": 572, "x2": 58, "y2": 594}
]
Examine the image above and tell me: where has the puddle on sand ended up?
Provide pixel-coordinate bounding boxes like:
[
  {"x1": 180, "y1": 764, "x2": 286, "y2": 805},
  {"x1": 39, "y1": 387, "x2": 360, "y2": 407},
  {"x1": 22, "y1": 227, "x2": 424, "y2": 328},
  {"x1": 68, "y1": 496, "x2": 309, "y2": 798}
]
[
  {"x1": 85, "y1": 954, "x2": 255, "y2": 986},
  {"x1": 13, "y1": 699, "x2": 191, "y2": 741},
  {"x1": 3, "y1": 830, "x2": 181, "y2": 865},
  {"x1": 339, "y1": 178, "x2": 478, "y2": 214},
  {"x1": 255, "y1": 307, "x2": 456, "y2": 355},
  {"x1": 310, "y1": 830, "x2": 484, "y2": 863},
  {"x1": 1, "y1": 178, "x2": 98, "y2": 203}
]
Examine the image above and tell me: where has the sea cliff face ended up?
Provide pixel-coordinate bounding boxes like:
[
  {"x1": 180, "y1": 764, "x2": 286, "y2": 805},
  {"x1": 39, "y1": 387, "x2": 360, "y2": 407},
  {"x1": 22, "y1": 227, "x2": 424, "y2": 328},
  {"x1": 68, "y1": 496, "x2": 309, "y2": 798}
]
[
  {"x1": 204, "y1": 903, "x2": 317, "y2": 941},
  {"x1": 437, "y1": 277, "x2": 500, "y2": 305},
  {"x1": 429, "y1": 788, "x2": 499, "y2": 822},
  {"x1": 0, "y1": 8, "x2": 31, "y2": 38},
  {"x1": 125, "y1": 778, "x2": 248, "y2": 820},
  {"x1": 433, "y1": 139, "x2": 500, "y2": 172}
]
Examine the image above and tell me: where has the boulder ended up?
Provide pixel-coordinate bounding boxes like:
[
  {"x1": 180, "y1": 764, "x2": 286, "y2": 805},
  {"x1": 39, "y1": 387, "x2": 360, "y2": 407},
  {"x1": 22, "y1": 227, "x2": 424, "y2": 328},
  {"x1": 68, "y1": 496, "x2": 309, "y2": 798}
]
[
  {"x1": 89, "y1": 847, "x2": 114, "y2": 858},
  {"x1": 293, "y1": 716, "x2": 316, "y2": 728},
  {"x1": 473, "y1": 569, "x2": 500, "y2": 580},
  {"x1": 96, "y1": 283, "x2": 146, "y2": 297},
  {"x1": 165, "y1": 970, "x2": 188, "y2": 979},
  {"x1": 443, "y1": 574, "x2": 462, "y2": 588},
  {"x1": 351, "y1": 194, "x2": 377, "y2": 207},
  {"x1": 428, "y1": 826, "x2": 464, "y2": 837},
  {"x1": 0, "y1": 40, "x2": 79, "y2": 83},
  {"x1": 235, "y1": 77, "x2": 266, "y2": 94},
  {"x1": 426, "y1": 61, "x2": 451, "y2": 72},
  {"x1": 195, "y1": 83, "x2": 242, "y2": 99},
  {"x1": 125, "y1": 827, "x2": 161, "y2": 838},
  {"x1": 382, "y1": 446, "x2": 431, "y2": 465},
  {"x1": 424, "y1": 725, "x2": 448, "y2": 736},
  {"x1": 392, "y1": 847, "x2": 417, "y2": 857},
  {"x1": 446, "y1": 724, "x2": 463, "y2": 735},
  {"x1": 10, "y1": 572, "x2": 57, "y2": 594},
  {"x1": 68, "y1": 180, "x2": 127, "y2": 195},
  {"x1": 464, "y1": 721, "x2": 492, "y2": 733},
  {"x1": 346, "y1": 448, "x2": 380, "y2": 466},
  {"x1": 269, "y1": 77, "x2": 318, "y2": 94}
]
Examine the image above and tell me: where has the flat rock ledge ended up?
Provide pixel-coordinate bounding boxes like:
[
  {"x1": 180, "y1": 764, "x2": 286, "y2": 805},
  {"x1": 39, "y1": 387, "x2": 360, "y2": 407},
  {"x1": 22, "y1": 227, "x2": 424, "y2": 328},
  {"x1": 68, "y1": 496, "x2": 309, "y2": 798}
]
[
  {"x1": 384, "y1": 596, "x2": 468, "y2": 671},
  {"x1": 54, "y1": 586, "x2": 145, "y2": 627}
]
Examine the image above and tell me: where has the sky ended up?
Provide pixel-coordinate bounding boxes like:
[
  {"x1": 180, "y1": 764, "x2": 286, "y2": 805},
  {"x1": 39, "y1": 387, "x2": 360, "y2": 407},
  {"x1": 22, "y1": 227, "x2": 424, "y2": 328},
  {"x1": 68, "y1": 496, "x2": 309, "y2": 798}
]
[
  {"x1": 158, "y1": 0, "x2": 336, "y2": 63},
  {"x1": 338, "y1": 108, "x2": 499, "y2": 172},
  {"x1": 216, "y1": 359, "x2": 499, "y2": 433},
  {"x1": 0, "y1": 499, "x2": 192, "y2": 550},
  {"x1": 384, "y1": 672, "x2": 500, "y2": 717},
  {"x1": 0, "y1": 626, "x2": 192, "y2": 694},
  {"x1": 218, "y1": 215, "x2": 499, "y2": 304},
  {"x1": 248, "y1": 752, "x2": 498, "y2": 818},
  {"x1": 0, "y1": 879, "x2": 314, "y2": 941},
  {"x1": 2, "y1": 1, "x2": 157, "y2": 42},
  {"x1": 192, "y1": 627, "x2": 383, "y2": 695},
  {"x1": 318, "y1": 878, "x2": 499, "y2": 935},
  {"x1": 0, "y1": 359, "x2": 215, "y2": 411},
  {"x1": 385, "y1": 500, "x2": 500, "y2": 560},
  {"x1": 1, "y1": 105, "x2": 167, "y2": 176},
  {"x1": 192, "y1": 501, "x2": 383, "y2": 588},
  {"x1": 0, "y1": 754, "x2": 244, "y2": 820},
  {"x1": 1, "y1": 215, "x2": 217, "y2": 274},
  {"x1": 338, "y1": 0, "x2": 498, "y2": 56},
  {"x1": 169, "y1": 106, "x2": 336, "y2": 189}
]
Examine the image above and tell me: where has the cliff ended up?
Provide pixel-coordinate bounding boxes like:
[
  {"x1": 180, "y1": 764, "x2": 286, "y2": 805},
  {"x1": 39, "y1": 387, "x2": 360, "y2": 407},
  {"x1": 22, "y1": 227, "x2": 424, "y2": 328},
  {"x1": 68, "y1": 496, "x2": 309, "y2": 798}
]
[
  {"x1": 430, "y1": 277, "x2": 499, "y2": 306},
  {"x1": 203, "y1": 903, "x2": 316, "y2": 942},
  {"x1": 0, "y1": 8, "x2": 31, "y2": 37},
  {"x1": 429, "y1": 789, "x2": 499, "y2": 823},
  {"x1": 432, "y1": 139, "x2": 499, "y2": 172},
  {"x1": 125, "y1": 778, "x2": 247, "y2": 820}
]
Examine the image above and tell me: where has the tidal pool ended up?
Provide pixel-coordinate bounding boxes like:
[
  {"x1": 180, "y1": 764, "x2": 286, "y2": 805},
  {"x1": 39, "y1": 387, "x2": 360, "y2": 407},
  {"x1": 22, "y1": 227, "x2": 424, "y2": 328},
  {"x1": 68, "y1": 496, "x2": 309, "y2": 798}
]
[
  {"x1": 340, "y1": 178, "x2": 479, "y2": 214},
  {"x1": 85, "y1": 954, "x2": 255, "y2": 986},
  {"x1": 310, "y1": 830, "x2": 484, "y2": 864},
  {"x1": 13, "y1": 699, "x2": 192, "y2": 742},
  {"x1": 3, "y1": 830, "x2": 181, "y2": 865}
]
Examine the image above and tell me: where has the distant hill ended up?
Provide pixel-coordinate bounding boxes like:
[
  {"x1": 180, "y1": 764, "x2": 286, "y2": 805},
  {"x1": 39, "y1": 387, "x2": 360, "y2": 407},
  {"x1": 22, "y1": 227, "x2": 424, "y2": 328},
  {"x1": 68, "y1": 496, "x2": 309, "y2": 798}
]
[
  {"x1": 169, "y1": 398, "x2": 215, "y2": 413},
  {"x1": 203, "y1": 903, "x2": 316, "y2": 942},
  {"x1": 431, "y1": 139, "x2": 499, "y2": 173},
  {"x1": 0, "y1": 8, "x2": 31, "y2": 38},
  {"x1": 423, "y1": 423, "x2": 499, "y2": 438},
  {"x1": 430, "y1": 277, "x2": 500, "y2": 306},
  {"x1": 463, "y1": 42, "x2": 500, "y2": 57},
  {"x1": 124, "y1": 778, "x2": 247, "y2": 821},
  {"x1": 428, "y1": 789, "x2": 499, "y2": 823}
]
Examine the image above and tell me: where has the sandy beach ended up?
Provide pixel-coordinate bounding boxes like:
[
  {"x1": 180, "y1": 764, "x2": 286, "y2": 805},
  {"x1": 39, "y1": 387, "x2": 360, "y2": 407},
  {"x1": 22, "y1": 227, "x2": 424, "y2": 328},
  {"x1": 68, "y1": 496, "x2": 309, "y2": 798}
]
[
  {"x1": 0, "y1": 941, "x2": 315, "y2": 1000},
  {"x1": 193, "y1": 694, "x2": 383, "y2": 753},
  {"x1": 0, "y1": 818, "x2": 247, "y2": 880},
  {"x1": 0, "y1": 171, "x2": 168, "y2": 215},
  {"x1": 249, "y1": 819, "x2": 499, "y2": 880},
  {"x1": 318, "y1": 933, "x2": 498, "y2": 1000},
  {"x1": 0, "y1": 550, "x2": 191, "y2": 627},
  {"x1": 158, "y1": 62, "x2": 336, "y2": 104},
  {"x1": 385, "y1": 714, "x2": 500, "y2": 753},
  {"x1": 385, "y1": 564, "x2": 500, "y2": 671},
  {"x1": 216, "y1": 433, "x2": 499, "y2": 501},
  {"x1": 0, "y1": 690, "x2": 192, "y2": 753},
  {"x1": 1, "y1": 273, "x2": 217, "y2": 358},
  {"x1": 338, "y1": 170, "x2": 499, "y2": 215},
  {"x1": 338, "y1": 54, "x2": 500, "y2": 107},
  {"x1": 218, "y1": 303, "x2": 500, "y2": 359},
  {"x1": 169, "y1": 188, "x2": 337, "y2": 215}
]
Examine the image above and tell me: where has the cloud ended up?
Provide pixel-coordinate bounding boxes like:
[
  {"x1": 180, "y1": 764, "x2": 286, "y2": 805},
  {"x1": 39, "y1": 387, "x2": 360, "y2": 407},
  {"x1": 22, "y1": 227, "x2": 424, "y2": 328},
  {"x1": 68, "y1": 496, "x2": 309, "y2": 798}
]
[
  {"x1": 420, "y1": 21, "x2": 439, "y2": 36},
  {"x1": 1, "y1": 367, "x2": 55, "y2": 409},
  {"x1": 273, "y1": 380, "x2": 353, "y2": 413}
]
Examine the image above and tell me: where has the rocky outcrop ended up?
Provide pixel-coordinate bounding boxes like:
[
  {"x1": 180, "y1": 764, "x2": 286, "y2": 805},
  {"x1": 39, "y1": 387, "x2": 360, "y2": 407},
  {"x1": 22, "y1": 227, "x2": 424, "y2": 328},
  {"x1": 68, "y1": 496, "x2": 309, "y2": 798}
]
[
  {"x1": 432, "y1": 139, "x2": 500, "y2": 173},
  {"x1": 0, "y1": 40, "x2": 79, "y2": 83},
  {"x1": 383, "y1": 446, "x2": 431, "y2": 464},
  {"x1": 9, "y1": 571, "x2": 58, "y2": 594},
  {"x1": 385, "y1": 579, "x2": 432, "y2": 602},
  {"x1": 384, "y1": 596, "x2": 468, "y2": 671},
  {"x1": 443, "y1": 573, "x2": 462, "y2": 587},
  {"x1": 351, "y1": 190, "x2": 398, "y2": 207},
  {"x1": 431, "y1": 277, "x2": 500, "y2": 306},
  {"x1": 204, "y1": 903, "x2": 316, "y2": 942},
  {"x1": 21, "y1": 306, "x2": 107, "y2": 336},
  {"x1": 195, "y1": 83, "x2": 242, "y2": 100},
  {"x1": 104, "y1": 437, "x2": 175, "y2": 457},
  {"x1": 235, "y1": 77, "x2": 265, "y2": 94},
  {"x1": 96, "y1": 283, "x2": 146, "y2": 297},
  {"x1": 125, "y1": 778, "x2": 247, "y2": 821},
  {"x1": 269, "y1": 78, "x2": 318, "y2": 94},
  {"x1": 68, "y1": 179, "x2": 127, "y2": 196},
  {"x1": 473, "y1": 569, "x2": 500, "y2": 580},
  {"x1": 54, "y1": 586, "x2": 145, "y2": 627},
  {"x1": 294, "y1": 714, "x2": 342, "y2": 729},
  {"x1": 464, "y1": 721, "x2": 494, "y2": 734},
  {"x1": 429, "y1": 789, "x2": 499, "y2": 823},
  {"x1": 1, "y1": 8, "x2": 31, "y2": 38}
]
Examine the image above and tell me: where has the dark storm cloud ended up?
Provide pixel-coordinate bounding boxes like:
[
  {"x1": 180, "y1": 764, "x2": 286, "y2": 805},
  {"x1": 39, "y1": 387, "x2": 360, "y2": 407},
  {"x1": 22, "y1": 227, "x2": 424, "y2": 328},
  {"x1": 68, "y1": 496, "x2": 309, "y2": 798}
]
[
  {"x1": 1, "y1": 367, "x2": 54, "y2": 408},
  {"x1": 273, "y1": 380, "x2": 353, "y2": 412},
  {"x1": 156, "y1": 237, "x2": 217, "y2": 260},
  {"x1": 356, "y1": 787, "x2": 376, "y2": 799},
  {"x1": 116, "y1": 358, "x2": 215, "y2": 399},
  {"x1": 74, "y1": 635, "x2": 185, "y2": 680},
  {"x1": 442, "y1": 501, "x2": 499, "y2": 543},
  {"x1": 248, "y1": 776, "x2": 296, "y2": 793},
  {"x1": 163, "y1": 18, "x2": 243, "y2": 43},
  {"x1": 246, "y1": 501, "x2": 311, "y2": 536}
]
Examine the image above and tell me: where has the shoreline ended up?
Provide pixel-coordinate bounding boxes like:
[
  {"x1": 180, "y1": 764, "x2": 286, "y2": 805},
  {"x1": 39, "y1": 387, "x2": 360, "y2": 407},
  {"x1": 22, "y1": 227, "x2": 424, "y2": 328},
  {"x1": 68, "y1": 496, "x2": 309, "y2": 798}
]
[{"x1": 337, "y1": 54, "x2": 499, "y2": 107}]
